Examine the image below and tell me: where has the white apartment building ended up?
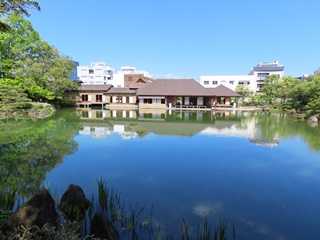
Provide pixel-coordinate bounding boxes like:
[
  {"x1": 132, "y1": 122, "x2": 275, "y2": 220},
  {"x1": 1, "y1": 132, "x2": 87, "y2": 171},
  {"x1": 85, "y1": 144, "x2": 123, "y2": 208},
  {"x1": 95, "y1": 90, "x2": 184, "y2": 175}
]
[
  {"x1": 200, "y1": 61, "x2": 285, "y2": 94},
  {"x1": 201, "y1": 75, "x2": 256, "y2": 92},
  {"x1": 77, "y1": 62, "x2": 115, "y2": 85},
  {"x1": 77, "y1": 62, "x2": 151, "y2": 87}
]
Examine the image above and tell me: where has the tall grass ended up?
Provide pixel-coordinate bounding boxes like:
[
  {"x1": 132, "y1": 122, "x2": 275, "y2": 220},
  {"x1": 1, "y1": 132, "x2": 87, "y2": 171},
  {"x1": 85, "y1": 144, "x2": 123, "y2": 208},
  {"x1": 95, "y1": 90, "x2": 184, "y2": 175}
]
[
  {"x1": 181, "y1": 218, "x2": 236, "y2": 240},
  {"x1": 1, "y1": 179, "x2": 237, "y2": 239}
]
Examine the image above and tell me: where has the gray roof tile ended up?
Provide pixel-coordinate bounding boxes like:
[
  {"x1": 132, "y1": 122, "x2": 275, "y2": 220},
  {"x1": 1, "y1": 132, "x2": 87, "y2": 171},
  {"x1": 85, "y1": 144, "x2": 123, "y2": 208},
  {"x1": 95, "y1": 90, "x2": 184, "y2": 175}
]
[{"x1": 137, "y1": 79, "x2": 213, "y2": 96}]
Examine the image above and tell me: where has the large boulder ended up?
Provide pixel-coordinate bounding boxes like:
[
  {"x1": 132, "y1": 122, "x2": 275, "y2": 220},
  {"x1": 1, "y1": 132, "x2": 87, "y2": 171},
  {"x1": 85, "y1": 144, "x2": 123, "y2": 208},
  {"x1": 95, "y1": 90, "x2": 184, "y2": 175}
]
[
  {"x1": 2, "y1": 188, "x2": 59, "y2": 234},
  {"x1": 308, "y1": 115, "x2": 318, "y2": 123},
  {"x1": 59, "y1": 184, "x2": 90, "y2": 221},
  {"x1": 90, "y1": 213, "x2": 120, "y2": 240}
]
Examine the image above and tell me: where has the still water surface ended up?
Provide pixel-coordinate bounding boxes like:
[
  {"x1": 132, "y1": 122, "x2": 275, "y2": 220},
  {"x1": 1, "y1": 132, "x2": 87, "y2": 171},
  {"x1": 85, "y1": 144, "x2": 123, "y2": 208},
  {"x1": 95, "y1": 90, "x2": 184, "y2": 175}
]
[{"x1": 1, "y1": 108, "x2": 320, "y2": 239}]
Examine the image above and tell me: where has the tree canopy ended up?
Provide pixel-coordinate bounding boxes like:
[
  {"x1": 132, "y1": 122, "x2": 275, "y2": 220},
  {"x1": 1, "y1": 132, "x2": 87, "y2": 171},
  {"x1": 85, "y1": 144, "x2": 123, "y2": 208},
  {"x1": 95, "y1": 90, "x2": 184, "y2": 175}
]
[
  {"x1": 0, "y1": 0, "x2": 40, "y2": 32},
  {"x1": 0, "y1": 14, "x2": 78, "y2": 105},
  {"x1": 253, "y1": 71, "x2": 320, "y2": 114}
]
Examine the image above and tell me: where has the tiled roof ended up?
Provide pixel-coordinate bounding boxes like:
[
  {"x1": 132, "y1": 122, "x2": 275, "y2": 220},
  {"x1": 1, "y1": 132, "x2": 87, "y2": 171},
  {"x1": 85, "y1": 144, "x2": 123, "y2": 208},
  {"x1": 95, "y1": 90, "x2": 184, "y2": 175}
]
[
  {"x1": 129, "y1": 77, "x2": 154, "y2": 89},
  {"x1": 79, "y1": 84, "x2": 113, "y2": 91},
  {"x1": 137, "y1": 79, "x2": 213, "y2": 96},
  {"x1": 207, "y1": 85, "x2": 241, "y2": 97},
  {"x1": 106, "y1": 87, "x2": 136, "y2": 94},
  {"x1": 124, "y1": 74, "x2": 145, "y2": 87}
]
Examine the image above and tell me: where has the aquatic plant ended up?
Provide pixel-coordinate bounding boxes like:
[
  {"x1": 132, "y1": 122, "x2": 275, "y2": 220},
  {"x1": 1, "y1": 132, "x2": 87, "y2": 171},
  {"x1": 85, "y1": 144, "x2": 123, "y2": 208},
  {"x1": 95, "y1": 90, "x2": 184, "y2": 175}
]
[{"x1": 0, "y1": 179, "x2": 237, "y2": 239}]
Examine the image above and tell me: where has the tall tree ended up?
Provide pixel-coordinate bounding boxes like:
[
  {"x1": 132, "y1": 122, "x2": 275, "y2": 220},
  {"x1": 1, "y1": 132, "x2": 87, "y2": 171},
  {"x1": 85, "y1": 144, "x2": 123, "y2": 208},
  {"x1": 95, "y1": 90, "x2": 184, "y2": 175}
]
[
  {"x1": 0, "y1": 0, "x2": 40, "y2": 32},
  {"x1": 0, "y1": 14, "x2": 78, "y2": 103},
  {"x1": 261, "y1": 74, "x2": 280, "y2": 104},
  {"x1": 235, "y1": 84, "x2": 252, "y2": 105},
  {"x1": 276, "y1": 75, "x2": 301, "y2": 103},
  {"x1": 304, "y1": 74, "x2": 320, "y2": 114}
]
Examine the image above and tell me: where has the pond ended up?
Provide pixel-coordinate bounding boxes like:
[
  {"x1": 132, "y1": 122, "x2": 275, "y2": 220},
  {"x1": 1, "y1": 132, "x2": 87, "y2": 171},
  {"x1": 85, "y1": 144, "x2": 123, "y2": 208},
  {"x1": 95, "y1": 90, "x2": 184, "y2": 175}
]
[{"x1": 1, "y1": 108, "x2": 320, "y2": 239}]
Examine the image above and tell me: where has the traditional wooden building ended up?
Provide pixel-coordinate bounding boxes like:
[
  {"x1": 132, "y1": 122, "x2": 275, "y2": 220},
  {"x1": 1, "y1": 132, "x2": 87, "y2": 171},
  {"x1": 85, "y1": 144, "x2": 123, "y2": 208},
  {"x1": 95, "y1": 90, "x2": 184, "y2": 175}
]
[
  {"x1": 76, "y1": 84, "x2": 113, "y2": 108},
  {"x1": 137, "y1": 79, "x2": 214, "y2": 109},
  {"x1": 207, "y1": 85, "x2": 241, "y2": 107},
  {"x1": 104, "y1": 76, "x2": 154, "y2": 108}
]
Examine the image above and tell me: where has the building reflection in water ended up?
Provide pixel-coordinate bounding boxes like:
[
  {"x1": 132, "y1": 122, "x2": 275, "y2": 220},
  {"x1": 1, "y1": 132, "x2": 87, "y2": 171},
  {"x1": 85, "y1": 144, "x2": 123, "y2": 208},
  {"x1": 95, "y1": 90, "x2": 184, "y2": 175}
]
[{"x1": 77, "y1": 108, "x2": 279, "y2": 146}]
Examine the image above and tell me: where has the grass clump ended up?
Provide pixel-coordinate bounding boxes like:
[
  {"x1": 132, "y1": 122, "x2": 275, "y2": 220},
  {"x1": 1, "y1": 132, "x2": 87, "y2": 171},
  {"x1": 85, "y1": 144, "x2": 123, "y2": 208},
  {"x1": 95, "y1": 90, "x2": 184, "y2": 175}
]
[{"x1": 0, "y1": 178, "x2": 237, "y2": 239}]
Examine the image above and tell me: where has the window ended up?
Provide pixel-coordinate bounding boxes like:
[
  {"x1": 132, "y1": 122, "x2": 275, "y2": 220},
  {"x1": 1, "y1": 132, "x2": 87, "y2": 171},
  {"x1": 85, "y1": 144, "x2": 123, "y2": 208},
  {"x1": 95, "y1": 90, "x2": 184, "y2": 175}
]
[
  {"x1": 204, "y1": 81, "x2": 209, "y2": 85},
  {"x1": 212, "y1": 81, "x2": 218, "y2": 85},
  {"x1": 218, "y1": 97, "x2": 225, "y2": 104},
  {"x1": 82, "y1": 95, "x2": 88, "y2": 101},
  {"x1": 143, "y1": 99, "x2": 152, "y2": 104},
  {"x1": 89, "y1": 69, "x2": 94, "y2": 74},
  {"x1": 257, "y1": 73, "x2": 269, "y2": 80},
  {"x1": 96, "y1": 95, "x2": 102, "y2": 102},
  {"x1": 116, "y1": 96, "x2": 122, "y2": 103},
  {"x1": 229, "y1": 81, "x2": 234, "y2": 85}
]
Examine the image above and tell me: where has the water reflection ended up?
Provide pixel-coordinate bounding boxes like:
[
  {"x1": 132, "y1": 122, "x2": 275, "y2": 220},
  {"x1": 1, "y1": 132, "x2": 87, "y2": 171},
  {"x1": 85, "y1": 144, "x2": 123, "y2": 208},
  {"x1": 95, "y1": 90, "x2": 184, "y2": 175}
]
[
  {"x1": 77, "y1": 109, "x2": 282, "y2": 147},
  {"x1": 2, "y1": 108, "x2": 319, "y2": 239},
  {"x1": 0, "y1": 109, "x2": 81, "y2": 200}
]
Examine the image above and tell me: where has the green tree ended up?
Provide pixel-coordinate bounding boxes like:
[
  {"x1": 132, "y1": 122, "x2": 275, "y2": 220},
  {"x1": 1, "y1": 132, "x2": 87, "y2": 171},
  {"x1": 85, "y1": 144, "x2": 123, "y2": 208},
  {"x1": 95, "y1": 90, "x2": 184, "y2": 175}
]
[
  {"x1": 0, "y1": 84, "x2": 31, "y2": 115},
  {"x1": 280, "y1": 70, "x2": 320, "y2": 113},
  {"x1": 0, "y1": 0, "x2": 40, "y2": 32},
  {"x1": 235, "y1": 84, "x2": 252, "y2": 105},
  {"x1": 304, "y1": 74, "x2": 320, "y2": 114},
  {"x1": 261, "y1": 74, "x2": 280, "y2": 104},
  {"x1": 0, "y1": 14, "x2": 78, "y2": 103},
  {"x1": 276, "y1": 75, "x2": 299, "y2": 103}
]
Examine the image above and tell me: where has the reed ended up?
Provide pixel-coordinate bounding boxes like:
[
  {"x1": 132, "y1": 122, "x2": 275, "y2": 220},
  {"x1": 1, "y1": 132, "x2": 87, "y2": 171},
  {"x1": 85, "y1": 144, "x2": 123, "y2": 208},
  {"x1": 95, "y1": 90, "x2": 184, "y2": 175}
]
[{"x1": 0, "y1": 180, "x2": 237, "y2": 240}]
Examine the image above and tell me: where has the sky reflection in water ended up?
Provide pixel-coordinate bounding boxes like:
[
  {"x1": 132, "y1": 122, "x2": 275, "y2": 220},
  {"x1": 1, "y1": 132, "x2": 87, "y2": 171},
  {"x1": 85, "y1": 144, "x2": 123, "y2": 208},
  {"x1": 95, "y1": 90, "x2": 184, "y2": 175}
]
[{"x1": 45, "y1": 109, "x2": 320, "y2": 239}]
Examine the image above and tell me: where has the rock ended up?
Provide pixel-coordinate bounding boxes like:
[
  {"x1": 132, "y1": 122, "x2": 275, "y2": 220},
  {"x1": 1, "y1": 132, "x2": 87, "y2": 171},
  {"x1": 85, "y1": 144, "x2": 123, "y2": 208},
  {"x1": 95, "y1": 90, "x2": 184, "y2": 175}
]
[
  {"x1": 308, "y1": 116, "x2": 318, "y2": 123},
  {"x1": 59, "y1": 184, "x2": 91, "y2": 221},
  {"x1": 2, "y1": 188, "x2": 59, "y2": 234},
  {"x1": 39, "y1": 108, "x2": 46, "y2": 118},
  {"x1": 90, "y1": 213, "x2": 120, "y2": 240},
  {"x1": 28, "y1": 107, "x2": 37, "y2": 116}
]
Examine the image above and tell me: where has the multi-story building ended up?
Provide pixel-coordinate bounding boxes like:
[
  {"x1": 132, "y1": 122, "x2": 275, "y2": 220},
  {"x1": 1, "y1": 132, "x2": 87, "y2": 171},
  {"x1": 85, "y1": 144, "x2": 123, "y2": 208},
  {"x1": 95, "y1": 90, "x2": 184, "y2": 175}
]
[
  {"x1": 77, "y1": 62, "x2": 115, "y2": 85},
  {"x1": 200, "y1": 61, "x2": 284, "y2": 94},
  {"x1": 77, "y1": 62, "x2": 151, "y2": 87},
  {"x1": 201, "y1": 75, "x2": 256, "y2": 93},
  {"x1": 250, "y1": 61, "x2": 285, "y2": 92}
]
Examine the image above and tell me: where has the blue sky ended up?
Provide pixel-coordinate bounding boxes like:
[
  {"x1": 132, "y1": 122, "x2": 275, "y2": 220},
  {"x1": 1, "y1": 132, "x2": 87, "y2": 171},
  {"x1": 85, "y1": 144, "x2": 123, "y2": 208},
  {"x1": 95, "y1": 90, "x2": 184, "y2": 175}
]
[{"x1": 28, "y1": 0, "x2": 320, "y2": 80}]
